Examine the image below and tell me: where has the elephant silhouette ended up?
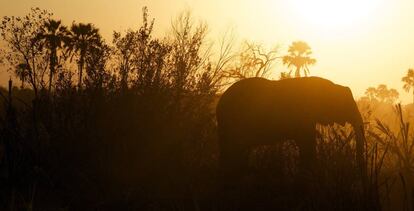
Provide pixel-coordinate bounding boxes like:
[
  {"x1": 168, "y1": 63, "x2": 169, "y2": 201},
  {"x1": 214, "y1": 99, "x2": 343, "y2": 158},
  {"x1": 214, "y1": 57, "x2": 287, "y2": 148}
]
[{"x1": 216, "y1": 77, "x2": 366, "y2": 183}]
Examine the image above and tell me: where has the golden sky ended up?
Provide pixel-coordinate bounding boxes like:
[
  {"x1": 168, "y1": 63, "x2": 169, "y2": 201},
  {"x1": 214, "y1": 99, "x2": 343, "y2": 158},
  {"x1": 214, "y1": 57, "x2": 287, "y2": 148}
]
[{"x1": 1, "y1": 0, "x2": 414, "y2": 103}]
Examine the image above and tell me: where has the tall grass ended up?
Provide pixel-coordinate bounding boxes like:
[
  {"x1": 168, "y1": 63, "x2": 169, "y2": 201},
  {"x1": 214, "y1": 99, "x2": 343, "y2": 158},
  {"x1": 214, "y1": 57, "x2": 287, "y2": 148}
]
[
  {"x1": 3, "y1": 83, "x2": 412, "y2": 210},
  {"x1": 369, "y1": 104, "x2": 414, "y2": 211}
]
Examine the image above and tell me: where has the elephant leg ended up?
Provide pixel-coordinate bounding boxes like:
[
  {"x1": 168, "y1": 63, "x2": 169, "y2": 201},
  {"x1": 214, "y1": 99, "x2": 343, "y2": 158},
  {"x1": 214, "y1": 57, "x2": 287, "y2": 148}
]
[
  {"x1": 297, "y1": 128, "x2": 317, "y2": 175},
  {"x1": 294, "y1": 128, "x2": 317, "y2": 196},
  {"x1": 219, "y1": 143, "x2": 250, "y2": 187}
]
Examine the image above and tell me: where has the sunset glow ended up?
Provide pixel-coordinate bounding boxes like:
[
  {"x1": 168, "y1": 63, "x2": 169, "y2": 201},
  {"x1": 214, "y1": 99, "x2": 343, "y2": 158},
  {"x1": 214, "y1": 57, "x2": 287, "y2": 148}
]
[
  {"x1": 288, "y1": 0, "x2": 384, "y2": 31},
  {"x1": 0, "y1": 0, "x2": 411, "y2": 103}
]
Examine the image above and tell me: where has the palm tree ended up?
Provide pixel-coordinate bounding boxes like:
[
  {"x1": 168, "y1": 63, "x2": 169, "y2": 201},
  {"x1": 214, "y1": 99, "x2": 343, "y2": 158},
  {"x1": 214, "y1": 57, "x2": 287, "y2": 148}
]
[
  {"x1": 37, "y1": 19, "x2": 68, "y2": 92},
  {"x1": 15, "y1": 63, "x2": 30, "y2": 88},
  {"x1": 282, "y1": 41, "x2": 316, "y2": 77},
  {"x1": 402, "y1": 68, "x2": 414, "y2": 104},
  {"x1": 66, "y1": 23, "x2": 101, "y2": 88}
]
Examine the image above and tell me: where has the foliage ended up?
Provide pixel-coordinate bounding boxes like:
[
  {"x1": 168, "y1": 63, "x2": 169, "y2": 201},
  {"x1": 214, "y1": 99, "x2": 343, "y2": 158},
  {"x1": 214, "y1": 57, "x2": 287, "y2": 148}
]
[
  {"x1": 225, "y1": 41, "x2": 279, "y2": 80},
  {"x1": 0, "y1": 7, "x2": 52, "y2": 95},
  {"x1": 282, "y1": 41, "x2": 316, "y2": 77},
  {"x1": 36, "y1": 19, "x2": 68, "y2": 92},
  {"x1": 369, "y1": 104, "x2": 414, "y2": 210},
  {"x1": 364, "y1": 84, "x2": 399, "y2": 104},
  {"x1": 66, "y1": 22, "x2": 102, "y2": 88},
  {"x1": 402, "y1": 68, "x2": 414, "y2": 104}
]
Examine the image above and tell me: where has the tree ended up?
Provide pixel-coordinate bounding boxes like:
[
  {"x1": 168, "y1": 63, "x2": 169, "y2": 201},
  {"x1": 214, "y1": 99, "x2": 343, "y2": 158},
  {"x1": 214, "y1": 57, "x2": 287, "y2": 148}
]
[
  {"x1": 113, "y1": 30, "x2": 139, "y2": 90},
  {"x1": 364, "y1": 84, "x2": 399, "y2": 104},
  {"x1": 15, "y1": 63, "x2": 30, "y2": 88},
  {"x1": 66, "y1": 22, "x2": 102, "y2": 89},
  {"x1": 365, "y1": 87, "x2": 377, "y2": 102},
  {"x1": 36, "y1": 19, "x2": 68, "y2": 92},
  {"x1": 282, "y1": 41, "x2": 316, "y2": 77},
  {"x1": 376, "y1": 84, "x2": 399, "y2": 104},
  {"x1": 112, "y1": 7, "x2": 157, "y2": 90},
  {"x1": 0, "y1": 7, "x2": 52, "y2": 97},
  {"x1": 84, "y1": 40, "x2": 112, "y2": 91},
  {"x1": 169, "y1": 10, "x2": 209, "y2": 95},
  {"x1": 402, "y1": 68, "x2": 414, "y2": 105},
  {"x1": 226, "y1": 41, "x2": 279, "y2": 80}
]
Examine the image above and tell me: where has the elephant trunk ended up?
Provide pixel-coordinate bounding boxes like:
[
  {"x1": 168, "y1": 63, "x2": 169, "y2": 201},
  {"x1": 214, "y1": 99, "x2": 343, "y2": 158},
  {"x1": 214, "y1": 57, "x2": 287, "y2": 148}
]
[
  {"x1": 350, "y1": 110, "x2": 367, "y2": 183},
  {"x1": 353, "y1": 117, "x2": 365, "y2": 163}
]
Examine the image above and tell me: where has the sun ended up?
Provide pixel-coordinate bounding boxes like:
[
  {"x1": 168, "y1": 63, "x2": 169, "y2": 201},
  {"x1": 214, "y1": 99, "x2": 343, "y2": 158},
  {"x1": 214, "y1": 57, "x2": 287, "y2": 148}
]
[{"x1": 288, "y1": 0, "x2": 383, "y2": 31}]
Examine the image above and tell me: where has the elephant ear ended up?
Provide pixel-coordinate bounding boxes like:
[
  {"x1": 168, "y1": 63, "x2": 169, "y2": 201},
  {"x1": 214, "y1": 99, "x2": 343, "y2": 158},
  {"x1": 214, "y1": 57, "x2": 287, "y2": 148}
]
[
  {"x1": 321, "y1": 85, "x2": 358, "y2": 125},
  {"x1": 336, "y1": 86, "x2": 355, "y2": 107},
  {"x1": 344, "y1": 86, "x2": 360, "y2": 113}
]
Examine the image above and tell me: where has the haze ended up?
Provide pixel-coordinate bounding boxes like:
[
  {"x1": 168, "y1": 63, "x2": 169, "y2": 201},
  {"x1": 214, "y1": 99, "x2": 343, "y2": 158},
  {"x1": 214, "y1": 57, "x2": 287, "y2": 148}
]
[{"x1": 1, "y1": 0, "x2": 413, "y2": 103}]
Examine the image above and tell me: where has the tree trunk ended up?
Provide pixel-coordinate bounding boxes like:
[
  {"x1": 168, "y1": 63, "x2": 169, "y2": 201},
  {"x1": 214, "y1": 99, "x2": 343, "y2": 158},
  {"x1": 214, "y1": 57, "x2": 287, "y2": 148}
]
[
  {"x1": 49, "y1": 49, "x2": 56, "y2": 93},
  {"x1": 295, "y1": 66, "x2": 301, "y2": 78},
  {"x1": 31, "y1": 52, "x2": 38, "y2": 98},
  {"x1": 78, "y1": 54, "x2": 84, "y2": 89}
]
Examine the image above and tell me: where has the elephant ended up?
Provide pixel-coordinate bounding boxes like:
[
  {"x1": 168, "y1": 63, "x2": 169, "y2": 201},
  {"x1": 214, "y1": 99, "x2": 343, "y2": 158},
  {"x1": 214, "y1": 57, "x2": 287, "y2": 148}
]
[{"x1": 216, "y1": 77, "x2": 366, "y2": 182}]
